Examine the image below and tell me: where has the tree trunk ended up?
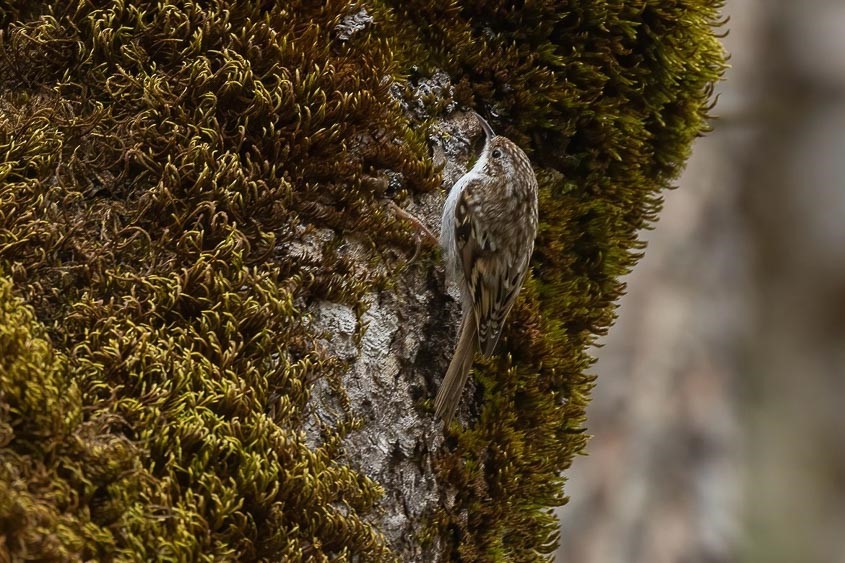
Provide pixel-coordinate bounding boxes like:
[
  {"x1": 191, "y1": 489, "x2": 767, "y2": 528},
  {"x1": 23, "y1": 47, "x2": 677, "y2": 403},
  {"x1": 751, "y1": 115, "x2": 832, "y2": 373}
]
[{"x1": 0, "y1": 2, "x2": 725, "y2": 561}]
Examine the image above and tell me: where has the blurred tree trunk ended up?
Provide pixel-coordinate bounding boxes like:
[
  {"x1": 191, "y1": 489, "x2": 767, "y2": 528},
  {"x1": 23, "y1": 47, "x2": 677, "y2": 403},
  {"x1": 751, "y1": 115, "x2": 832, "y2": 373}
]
[
  {"x1": 740, "y1": 1, "x2": 845, "y2": 561},
  {"x1": 558, "y1": 1, "x2": 845, "y2": 562}
]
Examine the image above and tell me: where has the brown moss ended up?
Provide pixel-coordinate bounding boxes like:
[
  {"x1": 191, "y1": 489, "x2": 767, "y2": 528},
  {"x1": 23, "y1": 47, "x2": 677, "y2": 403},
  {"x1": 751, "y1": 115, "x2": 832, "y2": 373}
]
[{"x1": 0, "y1": 2, "x2": 434, "y2": 560}]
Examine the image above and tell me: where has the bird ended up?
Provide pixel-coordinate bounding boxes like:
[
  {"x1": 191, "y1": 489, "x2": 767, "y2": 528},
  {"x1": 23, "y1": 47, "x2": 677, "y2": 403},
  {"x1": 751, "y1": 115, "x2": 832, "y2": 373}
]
[{"x1": 435, "y1": 112, "x2": 539, "y2": 426}]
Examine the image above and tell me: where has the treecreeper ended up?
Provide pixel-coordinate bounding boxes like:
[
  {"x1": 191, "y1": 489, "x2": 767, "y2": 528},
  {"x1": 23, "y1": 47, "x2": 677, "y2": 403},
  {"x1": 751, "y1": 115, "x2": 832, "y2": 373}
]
[{"x1": 436, "y1": 113, "x2": 539, "y2": 426}]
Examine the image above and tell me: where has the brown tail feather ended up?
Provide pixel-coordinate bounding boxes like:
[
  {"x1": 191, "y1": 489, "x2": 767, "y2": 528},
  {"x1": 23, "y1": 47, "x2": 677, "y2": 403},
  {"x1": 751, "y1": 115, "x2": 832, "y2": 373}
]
[{"x1": 435, "y1": 314, "x2": 478, "y2": 426}]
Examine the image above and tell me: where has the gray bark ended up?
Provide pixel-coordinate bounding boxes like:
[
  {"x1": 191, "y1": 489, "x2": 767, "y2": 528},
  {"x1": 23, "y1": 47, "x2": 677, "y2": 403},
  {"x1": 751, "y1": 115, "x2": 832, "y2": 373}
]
[{"x1": 305, "y1": 88, "x2": 483, "y2": 561}]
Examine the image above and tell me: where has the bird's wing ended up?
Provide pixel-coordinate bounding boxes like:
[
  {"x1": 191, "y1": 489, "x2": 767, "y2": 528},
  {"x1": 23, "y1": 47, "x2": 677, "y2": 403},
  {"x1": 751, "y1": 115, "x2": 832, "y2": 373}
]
[{"x1": 454, "y1": 182, "x2": 528, "y2": 357}]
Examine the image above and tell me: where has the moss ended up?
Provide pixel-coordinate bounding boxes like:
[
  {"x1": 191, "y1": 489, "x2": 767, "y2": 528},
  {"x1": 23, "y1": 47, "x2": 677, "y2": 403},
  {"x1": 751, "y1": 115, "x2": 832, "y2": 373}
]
[
  {"x1": 0, "y1": 273, "x2": 124, "y2": 560},
  {"x1": 0, "y1": 2, "x2": 429, "y2": 560},
  {"x1": 0, "y1": 0, "x2": 725, "y2": 561}
]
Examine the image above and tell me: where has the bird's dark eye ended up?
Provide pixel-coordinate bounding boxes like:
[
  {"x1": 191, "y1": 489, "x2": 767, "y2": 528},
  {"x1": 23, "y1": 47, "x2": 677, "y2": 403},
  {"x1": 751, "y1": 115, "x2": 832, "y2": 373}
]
[{"x1": 491, "y1": 149, "x2": 502, "y2": 158}]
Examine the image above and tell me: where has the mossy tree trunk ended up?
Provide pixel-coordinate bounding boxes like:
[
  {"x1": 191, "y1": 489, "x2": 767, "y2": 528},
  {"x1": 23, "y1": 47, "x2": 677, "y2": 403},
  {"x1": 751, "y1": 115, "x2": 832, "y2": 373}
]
[{"x1": 0, "y1": 2, "x2": 725, "y2": 561}]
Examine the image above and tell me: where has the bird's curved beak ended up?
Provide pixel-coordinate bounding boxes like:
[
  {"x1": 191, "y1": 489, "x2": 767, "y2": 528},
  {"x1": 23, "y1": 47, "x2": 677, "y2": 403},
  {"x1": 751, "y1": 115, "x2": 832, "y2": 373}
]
[{"x1": 475, "y1": 112, "x2": 495, "y2": 144}]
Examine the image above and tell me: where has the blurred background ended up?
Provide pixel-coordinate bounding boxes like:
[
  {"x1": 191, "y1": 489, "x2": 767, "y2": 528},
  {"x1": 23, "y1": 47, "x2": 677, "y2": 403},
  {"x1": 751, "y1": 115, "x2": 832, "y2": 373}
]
[{"x1": 556, "y1": 1, "x2": 845, "y2": 562}]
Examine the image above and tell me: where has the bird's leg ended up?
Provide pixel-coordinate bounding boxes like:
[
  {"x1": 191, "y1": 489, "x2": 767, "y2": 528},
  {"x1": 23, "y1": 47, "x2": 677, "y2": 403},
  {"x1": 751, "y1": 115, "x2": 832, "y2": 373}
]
[{"x1": 383, "y1": 200, "x2": 439, "y2": 257}]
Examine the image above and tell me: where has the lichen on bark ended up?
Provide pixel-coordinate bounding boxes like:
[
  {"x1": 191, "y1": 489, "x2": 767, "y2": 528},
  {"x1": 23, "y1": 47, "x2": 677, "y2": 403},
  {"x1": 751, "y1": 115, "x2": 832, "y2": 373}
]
[{"x1": 0, "y1": 1, "x2": 725, "y2": 561}]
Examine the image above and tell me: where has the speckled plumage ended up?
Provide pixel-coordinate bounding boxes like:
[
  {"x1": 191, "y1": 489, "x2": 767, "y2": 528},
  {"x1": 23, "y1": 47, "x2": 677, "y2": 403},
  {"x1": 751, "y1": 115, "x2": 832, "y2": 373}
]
[{"x1": 435, "y1": 114, "x2": 539, "y2": 425}]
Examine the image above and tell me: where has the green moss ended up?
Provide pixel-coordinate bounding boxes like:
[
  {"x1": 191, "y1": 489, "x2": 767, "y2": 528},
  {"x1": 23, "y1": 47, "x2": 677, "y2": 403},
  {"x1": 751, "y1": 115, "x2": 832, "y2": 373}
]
[
  {"x1": 0, "y1": 0, "x2": 726, "y2": 561},
  {"x1": 0, "y1": 273, "x2": 123, "y2": 559}
]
